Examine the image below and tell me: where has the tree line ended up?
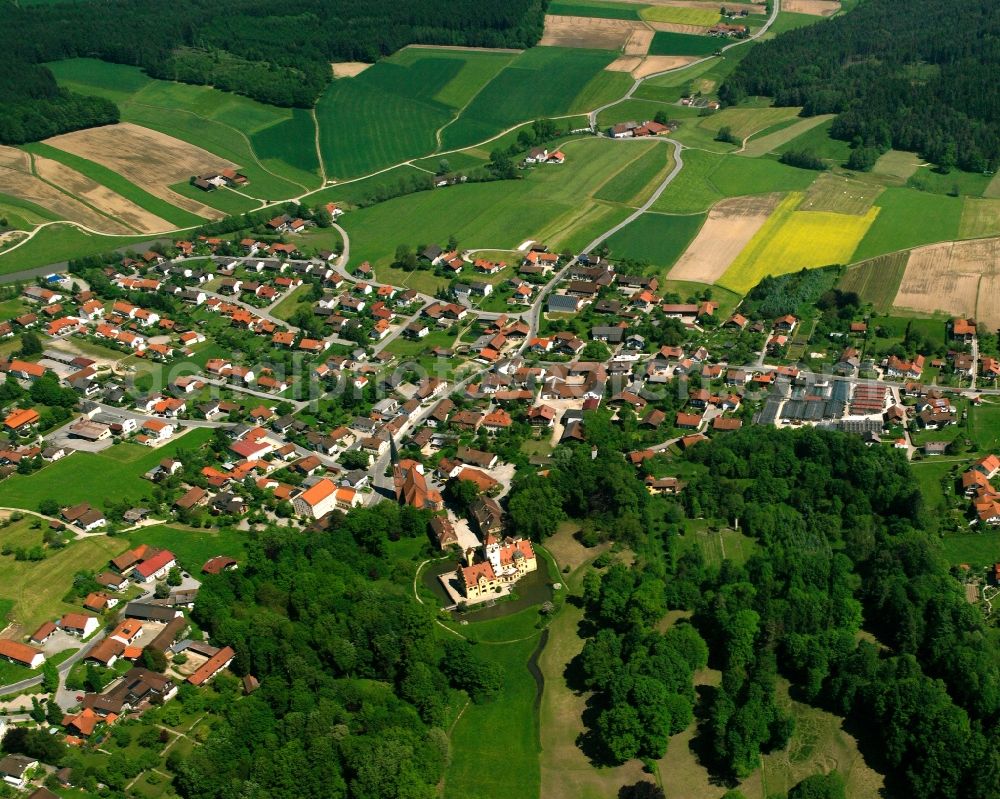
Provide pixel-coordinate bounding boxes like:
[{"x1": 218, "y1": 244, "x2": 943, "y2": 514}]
[
  {"x1": 720, "y1": 0, "x2": 1000, "y2": 171},
  {"x1": 0, "y1": 0, "x2": 546, "y2": 142}
]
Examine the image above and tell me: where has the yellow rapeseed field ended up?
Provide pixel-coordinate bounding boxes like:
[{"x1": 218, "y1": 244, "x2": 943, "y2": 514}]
[
  {"x1": 717, "y1": 192, "x2": 879, "y2": 293},
  {"x1": 640, "y1": 5, "x2": 721, "y2": 26}
]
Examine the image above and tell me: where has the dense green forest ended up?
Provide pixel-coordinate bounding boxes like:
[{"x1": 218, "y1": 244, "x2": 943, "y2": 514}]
[
  {"x1": 720, "y1": 0, "x2": 1000, "y2": 171},
  {"x1": 0, "y1": 57, "x2": 118, "y2": 144},
  {"x1": 174, "y1": 501, "x2": 517, "y2": 799},
  {"x1": 0, "y1": 0, "x2": 545, "y2": 142}
]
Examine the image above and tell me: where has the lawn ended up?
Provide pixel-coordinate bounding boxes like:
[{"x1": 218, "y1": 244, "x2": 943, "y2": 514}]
[
  {"x1": 640, "y1": 5, "x2": 720, "y2": 25},
  {"x1": 718, "y1": 192, "x2": 878, "y2": 293},
  {"x1": 0, "y1": 525, "x2": 124, "y2": 633},
  {"x1": 443, "y1": 634, "x2": 541, "y2": 799},
  {"x1": 127, "y1": 524, "x2": 248, "y2": 573},
  {"x1": 548, "y1": 0, "x2": 647, "y2": 18},
  {"x1": 836, "y1": 252, "x2": 908, "y2": 312},
  {"x1": 939, "y1": 532, "x2": 1000, "y2": 568},
  {"x1": 970, "y1": 399, "x2": 1000, "y2": 453},
  {"x1": 648, "y1": 31, "x2": 723, "y2": 57},
  {"x1": 851, "y1": 187, "x2": 963, "y2": 262},
  {"x1": 269, "y1": 284, "x2": 313, "y2": 320},
  {"x1": 441, "y1": 48, "x2": 626, "y2": 150},
  {"x1": 0, "y1": 428, "x2": 214, "y2": 511},
  {"x1": 0, "y1": 224, "x2": 146, "y2": 275},
  {"x1": 20, "y1": 142, "x2": 205, "y2": 229},
  {"x1": 342, "y1": 137, "x2": 656, "y2": 271},
  {"x1": 602, "y1": 212, "x2": 705, "y2": 269},
  {"x1": 47, "y1": 58, "x2": 321, "y2": 198}
]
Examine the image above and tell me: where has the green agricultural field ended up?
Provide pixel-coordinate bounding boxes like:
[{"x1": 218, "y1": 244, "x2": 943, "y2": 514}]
[
  {"x1": 593, "y1": 143, "x2": 672, "y2": 205},
  {"x1": 0, "y1": 224, "x2": 146, "y2": 275},
  {"x1": 0, "y1": 192, "x2": 61, "y2": 230},
  {"x1": 305, "y1": 164, "x2": 433, "y2": 207},
  {"x1": 22, "y1": 142, "x2": 204, "y2": 228},
  {"x1": 47, "y1": 59, "x2": 320, "y2": 198},
  {"x1": 169, "y1": 181, "x2": 261, "y2": 216},
  {"x1": 127, "y1": 524, "x2": 248, "y2": 573},
  {"x1": 741, "y1": 114, "x2": 836, "y2": 158},
  {"x1": 633, "y1": 57, "x2": 722, "y2": 103},
  {"x1": 317, "y1": 48, "x2": 517, "y2": 178},
  {"x1": 343, "y1": 137, "x2": 657, "y2": 276},
  {"x1": 773, "y1": 117, "x2": 852, "y2": 162},
  {"x1": 940, "y1": 533, "x2": 1000, "y2": 568},
  {"x1": 652, "y1": 149, "x2": 818, "y2": 214},
  {"x1": 765, "y1": 10, "x2": 825, "y2": 34},
  {"x1": 547, "y1": 0, "x2": 647, "y2": 18},
  {"x1": 0, "y1": 519, "x2": 124, "y2": 633},
  {"x1": 596, "y1": 99, "x2": 700, "y2": 131},
  {"x1": 718, "y1": 192, "x2": 878, "y2": 293},
  {"x1": 675, "y1": 105, "x2": 802, "y2": 151},
  {"x1": 986, "y1": 170, "x2": 1000, "y2": 200},
  {"x1": 640, "y1": 5, "x2": 720, "y2": 25},
  {"x1": 907, "y1": 164, "x2": 993, "y2": 198},
  {"x1": 648, "y1": 31, "x2": 722, "y2": 57},
  {"x1": 443, "y1": 634, "x2": 541, "y2": 799},
  {"x1": 0, "y1": 428, "x2": 213, "y2": 510},
  {"x1": 602, "y1": 212, "x2": 705, "y2": 269},
  {"x1": 441, "y1": 48, "x2": 626, "y2": 150},
  {"x1": 852, "y1": 187, "x2": 963, "y2": 262},
  {"x1": 959, "y1": 198, "x2": 1000, "y2": 239},
  {"x1": 837, "y1": 252, "x2": 908, "y2": 312}
]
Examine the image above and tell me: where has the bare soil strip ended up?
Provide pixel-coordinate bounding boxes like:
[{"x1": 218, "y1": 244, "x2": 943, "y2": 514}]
[
  {"x1": 783, "y1": 0, "x2": 840, "y2": 14},
  {"x1": 33, "y1": 155, "x2": 171, "y2": 233},
  {"x1": 330, "y1": 62, "x2": 373, "y2": 78},
  {"x1": 668, "y1": 193, "x2": 784, "y2": 284}
]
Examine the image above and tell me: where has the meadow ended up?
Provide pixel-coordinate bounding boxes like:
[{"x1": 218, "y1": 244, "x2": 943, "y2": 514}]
[
  {"x1": 47, "y1": 59, "x2": 321, "y2": 198},
  {"x1": 648, "y1": 31, "x2": 722, "y2": 57},
  {"x1": 602, "y1": 211, "x2": 705, "y2": 270},
  {"x1": 592, "y1": 143, "x2": 672, "y2": 205},
  {"x1": 0, "y1": 428, "x2": 213, "y2": 510},
  {"x1": 0, "y1": 516, "x2": 124, "y2": 633},
  {"x1": 22, "y1": 142, "x2": 205, "y2": 228},
  {"x1": 959, "y1": 198, "x2": 1000, "y2": 239},
  {"x1": 674, "y1": 105, "x2": 802, "y2": 151},
  {"x1": 126, "y1": 524, "x2": 248, "y2": 573},
  {"x1": 441, "y1": 48, "x2": 628, "y2": 150},
  {"x1": 851, "y1": 187, "x2": 963, "y2": 262},
  {"x1": 0, "y1": 224, "x2": 146, "y2": 275},
  {"x1": 718, "y1": 192, "x2": 878, "y2": 293},
  {"x1": 0, "y1": 192, "x2": 60, "y2": 230},
  {"x1": 651, "y1": 149, "x2": 818, "y2": 214},
  {"x1": 342, "y1": 138, "x2": 656, "y2": 273}
]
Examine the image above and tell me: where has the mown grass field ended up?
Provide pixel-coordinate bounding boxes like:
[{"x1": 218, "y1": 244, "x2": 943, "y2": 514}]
[
  {"x1": 800, "y1": 171, "x2": 882, "y2": 214},
  {"x1": 873, "y1": 149, "x2": 922, "y2": 181},
  {"x1": 640, "y1": 5, "x2": 720, "y2": 25},
  {"x1": 718, "y1": 192, "x2": 878, "y2": 293},
  {"x1": 603, "y1": 211, "x2": 705, "y2": 269},
  {"x1": 47, "y1": 58, "x2": 320, "y2": 198},
  {"x1": 343, "y1": 137, "x2": 656, "y2": 275},
  {"x1": 21, "y1": 142, "x2": 205, "y2": 228},
  {"x1": 0, "y1": 517, "x2": 124, "y2": 633},
  {"x1": 548, "y1": 0, "x2": 647, "y2": 18},
  {"x1": 441, "y1": 48, "x2": 627, "y2": 150},
  {"x1": 836, "y1": 252, "x2": 908, "y2": 311},
  {"x1": 648, "y1": 31, "x2": 722, "y2": 56},
  {"x1": 0, "y1": 428, "x2": 213, "y2": 510},
  {"x1": 127, "y1": 524, "x2": 248, "y2": 573},
  {"x1": 774, "y1": 118, "x2": 852, "y2": 162},
  {"x1": 959, "y1": 198, "x2": 1000, "y2": 239},
  {"x1": 652, "y1": 149, "x2": 818, "y2": 214},
  {"x1": 675, "y1": 105, "x2": 802, "y2": 151},
  {"x1": 0, "y1": 224, "x2": 146, "y2": 275},
  {"x1": 852, "y1": 187, "x2": 963, "y2": 262},
  {"x1": 592, "y1": 143, "x2": 672, "y2": 205},
  {"x1": 317, "y1": 48, "x2": 515, "y2": 178}
]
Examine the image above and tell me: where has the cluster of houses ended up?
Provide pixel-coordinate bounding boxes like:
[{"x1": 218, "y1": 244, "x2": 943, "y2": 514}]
[
  {"x1": 963, "y1": 455, "x2": 1000, "y2": 525},
  {"x1": 191, "y1": 168, "x2": 248, "y2": 192}
]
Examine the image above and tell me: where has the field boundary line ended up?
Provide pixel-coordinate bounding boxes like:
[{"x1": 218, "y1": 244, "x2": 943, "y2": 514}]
[
  {"x1": 124, "y1": 100, "x2": 316, "y2": 196},
  {"x1": 25, "y1": 152, "x2": 140, "y2": 235},
  {"x1": 310, "y1": 108, "x2": 326, "y2": 184}
]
